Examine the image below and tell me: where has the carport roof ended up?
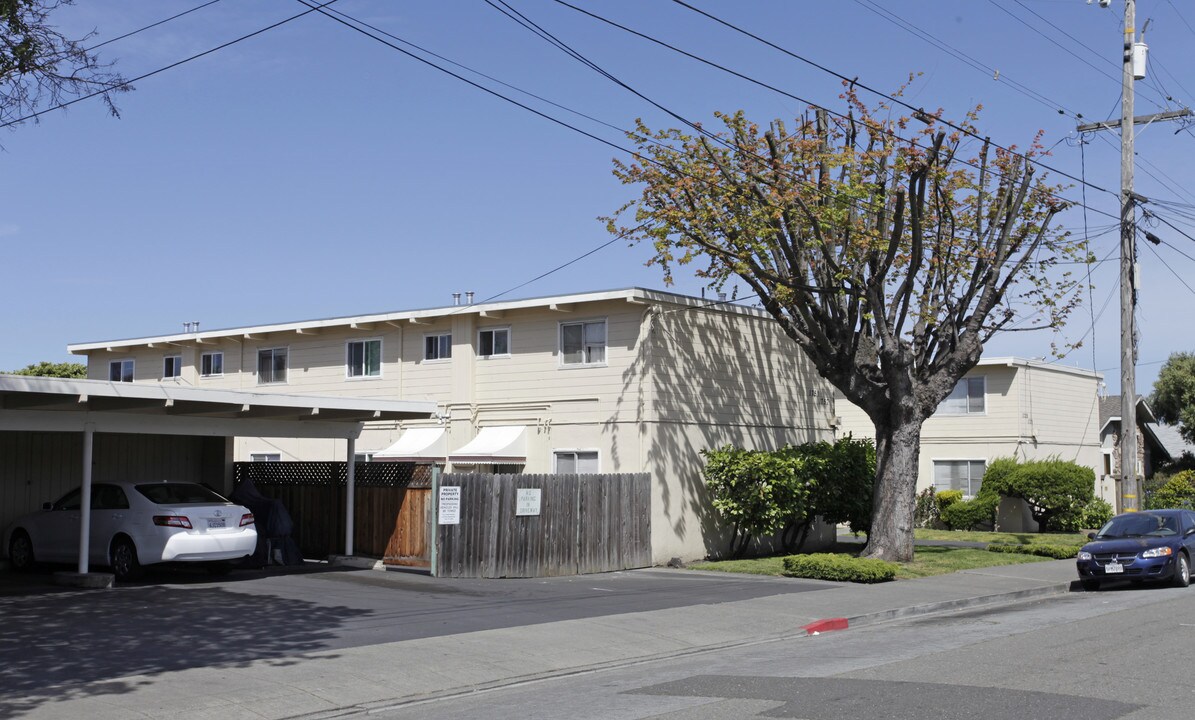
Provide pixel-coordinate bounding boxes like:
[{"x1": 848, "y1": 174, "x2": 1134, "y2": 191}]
[{"x1": 0, "y1": 374, "x2": 435, "y2": 439}]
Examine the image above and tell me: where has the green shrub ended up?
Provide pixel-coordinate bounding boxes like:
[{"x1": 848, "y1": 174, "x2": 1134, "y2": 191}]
[
  {"x1": 782, "y1": 553, "x2": 897, "y2": 583},
  {"x1": 982, "y1": 457, "x2": 1094, "y2": 532},
  {"x1": 1081, "y1": 497, "x2": 1114, "y2": 529},
  {"x1": 977, "y1": 457, "x2": 1021, "y2": 497},
  {"x1": 936, "y1": 490, "x2": 963, "y2": 510},
  {"x1": 915, "y1": 486, "x2": 940, "y2": 528},
  {"x1": 987, "y1": 543, "x2": 1081, "y2": 560},
  {"x1": 1144, "y1": 470, "x2": 1195, "y2": 510},
  {"x1": 702, "y1": 436, "x2": 875, "y2": 556},
  {"x1": 940, "y1": 493, "x2": 999, "y2": 530}
]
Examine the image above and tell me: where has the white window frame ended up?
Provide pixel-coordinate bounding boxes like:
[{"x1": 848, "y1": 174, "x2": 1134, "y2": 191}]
[
  {"x1": 163, "y1": 355, "x2": 183, "y2": 379},
  {"x1": 250, "y1": 453, "x2": 281, "y2": 462},
  {"x1": 423, "y1": 332, "x2": 452, "y2": 362},
  {"x1": 346, "y1": 338, "x2": 383, "y2": 379},
  {"x1": 108, "y1": 359, "x2": 134, "y2": 383},
  {"x1": 559, "y1": 318, "x2": 607, "y2": 368},
  {"x1": 932, "y1": 458, "x2": 988, "y2": 498},
  {"x1": 553, "y1": 449, "x2": 601, "y2": 474},
  {"x1": 477, "y1": 326, "x2": 511, "y2": 359},
  {"x1": 200, "y1": 351, "x2": 224, "y2": 378},
  {"x1": 936, "y1": 376, "x2": 986, "y2": 416},
  {"x1": 257, "y1": 347, "x2": 289, "y2": 385}
]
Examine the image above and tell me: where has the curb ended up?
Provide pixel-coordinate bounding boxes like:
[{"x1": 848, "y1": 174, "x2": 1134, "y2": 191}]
[{"x1": 282, "y1": 580, "x2": 1076, "y2": 719}]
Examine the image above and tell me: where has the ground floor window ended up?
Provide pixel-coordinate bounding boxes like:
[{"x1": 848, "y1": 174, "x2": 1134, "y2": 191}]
[
  {"x1": 933, "y1": 459, "x2": 986, "y2": 497},
  {"x1": 554, "y1": 450, "x2": 599, "y2": 474},
  {"x1": 250, "y1": 453, "x2": 281, "y2": 462}
]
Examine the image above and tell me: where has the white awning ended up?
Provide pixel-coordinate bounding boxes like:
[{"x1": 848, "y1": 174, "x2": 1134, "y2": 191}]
[
  {"x1": 449, "y1": 425, "x2": 527, "y2": 464},
  {"x1": 374, "y1": 427, "x2": 447, "y2": 462}
]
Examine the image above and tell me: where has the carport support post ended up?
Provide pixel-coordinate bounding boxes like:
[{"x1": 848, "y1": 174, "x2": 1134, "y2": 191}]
[
  {"x1": 430, "y1": 464, "x2": 440, "y2": 577},
  {"x1": 345, "y1": 437, "x2": 356, "y2": 557},
  {"x1": 77, "y1": 422, "x2": 95, "y2": 574}
]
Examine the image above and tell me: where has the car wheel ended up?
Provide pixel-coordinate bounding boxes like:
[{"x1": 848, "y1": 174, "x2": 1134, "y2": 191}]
[
  {"x1": 8, "y1": 531, "x2": 35, "y2": 571},
  {"x1": 110, "y1": 537, "x2": 142, "y2": 582},
  {"x1": 1081, "y1": 578, "x2": 1100, "y2": 592},
  {"x1": 1174, "y1": 552, "x2": 1191, "y2": 588}
]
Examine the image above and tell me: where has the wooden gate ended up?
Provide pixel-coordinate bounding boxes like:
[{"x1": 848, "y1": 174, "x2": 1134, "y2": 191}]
[{"x1": 383, "y1": 467, "x2": 433, "y2": 567}]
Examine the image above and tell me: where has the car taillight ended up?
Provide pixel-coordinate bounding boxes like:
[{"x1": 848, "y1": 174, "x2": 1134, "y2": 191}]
[
  {"x1": 153, "y1": 515, "x2": 192, "y2": 529},
  {"x1": 240, "y1": 513, "x2": 255, "y2": 527}
]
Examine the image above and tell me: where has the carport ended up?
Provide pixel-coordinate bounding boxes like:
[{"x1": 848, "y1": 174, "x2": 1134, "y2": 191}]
[{"x1": 0, "y1": 375, "x2": 435, "y2": 584}]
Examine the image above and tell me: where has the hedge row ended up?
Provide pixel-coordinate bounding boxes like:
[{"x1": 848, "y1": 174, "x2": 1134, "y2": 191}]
[
  {"x1": 986, "y1": 543, "x2": 1081, "y2": 560},
  {"x1": 782, "y1": 553, "x2": 897, "y2": 583}
]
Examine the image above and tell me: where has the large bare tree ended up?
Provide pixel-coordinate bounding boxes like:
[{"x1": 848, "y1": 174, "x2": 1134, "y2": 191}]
[{"x1": 607, "y1": 89, "x2": 1085, "y2": 561}]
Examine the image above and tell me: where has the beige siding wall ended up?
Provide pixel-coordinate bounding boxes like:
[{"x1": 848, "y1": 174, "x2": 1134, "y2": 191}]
[{"x1": 646, "y1": 307, "x2": 835, "y2": 562}]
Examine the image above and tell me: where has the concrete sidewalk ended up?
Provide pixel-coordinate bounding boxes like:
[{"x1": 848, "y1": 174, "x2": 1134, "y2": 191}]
[{"x1": 9, "y1": 559, "x2": 1079, "y2": 720}]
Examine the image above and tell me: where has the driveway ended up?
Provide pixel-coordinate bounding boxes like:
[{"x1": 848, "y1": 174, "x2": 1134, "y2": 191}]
[{"x1": 0, "y1": 562, "x2": 833, "y2": 711}]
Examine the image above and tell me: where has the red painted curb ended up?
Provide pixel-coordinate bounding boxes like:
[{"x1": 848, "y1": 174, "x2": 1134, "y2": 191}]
[{"x1": 801, "y1": 617, "x2": 849, "y2": 634}]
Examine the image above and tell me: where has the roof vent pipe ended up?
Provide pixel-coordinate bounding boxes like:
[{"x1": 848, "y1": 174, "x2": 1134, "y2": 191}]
[
  {"x1": 453, "y1": 292, "x2": 462, "y2": 306},
  {"x1": 466, "y1": 291, "x2": 475, "y2": 304},
  {"x1": 182, "y1": 322, "x2": 192, "y2": 333},
  {"x1": 717, "y1": 292, "x2": 727, "y2": 302},
  {"x1": 192, "y1": 321, "x2": 200, "y2": 332}
]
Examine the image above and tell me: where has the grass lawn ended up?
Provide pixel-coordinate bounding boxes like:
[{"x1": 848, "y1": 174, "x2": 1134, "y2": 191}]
[
  {"x1": 689, "y1": 544, "x2": 1053, "y2": 580},
  {"x1": 912, "y1": 528, "x2": 1088, "y2": 546}
]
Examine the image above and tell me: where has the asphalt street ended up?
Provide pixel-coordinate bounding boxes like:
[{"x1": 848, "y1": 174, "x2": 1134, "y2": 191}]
[{"x1": 368, "y1": 583, "x2": 1195, "y2": 720}]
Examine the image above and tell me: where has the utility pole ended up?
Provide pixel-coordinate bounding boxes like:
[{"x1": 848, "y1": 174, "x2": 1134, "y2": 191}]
[{"x1": 1077, "y1": 0, "x2": 1190, "y2": 512}]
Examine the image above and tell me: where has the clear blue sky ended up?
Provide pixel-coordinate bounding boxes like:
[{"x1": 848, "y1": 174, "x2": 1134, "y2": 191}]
[{"x1": 1, "y1": 0, "x2": 1192, "y2": 395}]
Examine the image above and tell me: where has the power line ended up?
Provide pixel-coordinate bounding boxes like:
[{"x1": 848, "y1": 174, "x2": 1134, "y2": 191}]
[
  {"x1": 86, "y1": 0, "x2": 224, "y2": 52},
  {"x1": 1142, "y1": 236, "x2": 1195, "y2": 296},
  {"x1": 0, "y1": 0, "x2": 342, "y2": 129},
  {"x1": 548, "y1": 0, "x2": 1122, "y2": 222},
  {"x1": 657, "y1": 0, "x2": 1119, "y2": 198}
]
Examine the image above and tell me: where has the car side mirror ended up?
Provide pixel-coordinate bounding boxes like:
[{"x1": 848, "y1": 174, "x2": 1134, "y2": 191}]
[
  {"x1": 1186, "y1": 527, "x2": 1195, "y2": 537},
  {"x1": 42, "y1": 501, "x2": 52, "y2": 511},
  {"x1": 1087, "y1": 532, "x2": 1096, "y2": 540}
]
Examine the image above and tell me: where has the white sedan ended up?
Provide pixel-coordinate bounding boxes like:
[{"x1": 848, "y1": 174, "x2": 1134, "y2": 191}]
[{"x1": 5, "y1": 480, "x2": 257, "y2": 581}]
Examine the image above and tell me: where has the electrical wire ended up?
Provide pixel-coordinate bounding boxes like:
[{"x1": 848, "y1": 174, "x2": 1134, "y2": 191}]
[
  {"x1": 85, "y1": 0, "x2": 224, "y2": 52},
  {"x1": 0, "y1": 0, "x2": 342, "y2": 129}
]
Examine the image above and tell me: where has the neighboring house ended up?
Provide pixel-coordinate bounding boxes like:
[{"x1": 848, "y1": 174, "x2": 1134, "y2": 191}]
[
  {"x1": 836, "y1": 358, "x2": 1106, "y2": 504},
  {"x1": 67, "y1": 288, "x2": 836, "y2": 563},
  {"x1": 1149, "y1": 422, "x2": 1195, "y2": 466},
  {"x1": 1099, "y1": 395, "x2": 1172, "y2": 510}
]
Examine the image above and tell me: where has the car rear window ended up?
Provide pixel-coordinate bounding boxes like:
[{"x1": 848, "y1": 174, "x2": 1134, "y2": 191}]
[{"x1": 135, "y1": 483, "x2": 230, "y2": 505}]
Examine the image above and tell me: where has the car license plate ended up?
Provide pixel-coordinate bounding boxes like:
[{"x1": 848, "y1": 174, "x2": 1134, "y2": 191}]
[
  {"x1": 1105, "y1": 561, "x2": 1123, "y2": 574},
  {"x1": 207, "y1": 519, "x2": 226, "y2": 529}
]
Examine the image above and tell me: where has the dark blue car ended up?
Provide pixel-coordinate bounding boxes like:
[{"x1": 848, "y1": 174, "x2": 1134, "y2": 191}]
[{"x1": 1076, "y1": 509, "x2": 1195, "y2": 591}]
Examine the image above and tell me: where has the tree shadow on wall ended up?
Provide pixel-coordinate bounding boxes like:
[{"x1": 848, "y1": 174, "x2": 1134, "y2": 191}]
[
  {"x1": 612, "y1": 305, "x2": 829, "y2": 560},
  {"x1": 0, "y1": 568, "x2": 371, "y2": 718}
]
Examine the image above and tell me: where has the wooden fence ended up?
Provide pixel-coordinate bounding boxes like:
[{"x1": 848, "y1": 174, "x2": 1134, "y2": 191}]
[
  {"x1": 436, "y1": 473, "x2": 651, "y2": 578},
  {"x1": 234, "y1": 462, "x2": 427, "y2": 561}
]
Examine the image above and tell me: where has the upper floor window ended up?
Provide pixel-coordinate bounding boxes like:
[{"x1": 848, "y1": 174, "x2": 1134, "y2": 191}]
[
  {"x1": 934, "y1": 459, "x2": 987, "y2": 497},
  {"x1": 109, "y1": 359, "x2": 134, "y2": 383},
  {"x1": 250, "y1": 453, "x2": 281, "y2": 462},
  {"x1": 478, "y1": 327, "x2": 510, "y2": 358},
  {"x1": 258, "y1": 348, "x2": 288, "y2": 384},
  {"x1": 347, "y1": 339, "x2": 382, "y2": 378},
  {"x1": 560, "y1": 320, "x2": 606, "y2": 366},
  {"x1": 163, "y1": 355, "x2": 183, "y2": 379},
  {"x1": 938, "y1": 376, "x2": 985, "y2": 415},
  {"x1": 424, "y1": 333, "x2": 451, "y2": 361},
  {"x1": 201, "y1": 351, "x2": 224, "y2": 377}
]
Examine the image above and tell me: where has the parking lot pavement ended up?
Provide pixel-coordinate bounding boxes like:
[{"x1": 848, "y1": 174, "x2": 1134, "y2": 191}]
[{"x1": 0, "y1": 562, "x2": 832, "y2": 711}]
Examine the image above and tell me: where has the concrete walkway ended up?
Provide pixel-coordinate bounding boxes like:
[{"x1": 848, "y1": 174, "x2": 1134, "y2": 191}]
[{"x1": 4, "y1": 559, "x2": 1080, "y2": 720}]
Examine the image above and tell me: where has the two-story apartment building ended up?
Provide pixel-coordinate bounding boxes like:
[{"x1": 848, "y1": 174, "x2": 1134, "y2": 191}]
[
  {"x1": 836, "y1": 357, "x2": 1107, "y2": 505},
  {"x1": 68, "y1": 288, "x2": 836, "y2": 563}
]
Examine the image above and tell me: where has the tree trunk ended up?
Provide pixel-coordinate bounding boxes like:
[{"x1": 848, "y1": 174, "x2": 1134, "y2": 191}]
[{"x1": 862, "y1": 415, "x2": 925, "y2": 562}]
